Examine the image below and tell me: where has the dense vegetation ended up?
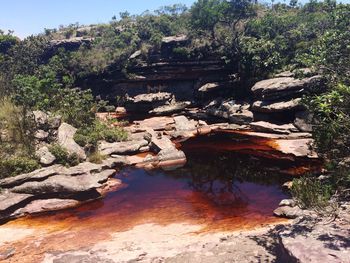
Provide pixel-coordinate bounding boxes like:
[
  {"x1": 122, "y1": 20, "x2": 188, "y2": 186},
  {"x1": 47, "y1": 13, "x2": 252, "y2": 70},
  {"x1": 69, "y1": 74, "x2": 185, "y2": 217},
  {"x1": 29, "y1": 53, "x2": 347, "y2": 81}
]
[{"x1": 0, "y1": 0, "x2": 349, "y2": 208}]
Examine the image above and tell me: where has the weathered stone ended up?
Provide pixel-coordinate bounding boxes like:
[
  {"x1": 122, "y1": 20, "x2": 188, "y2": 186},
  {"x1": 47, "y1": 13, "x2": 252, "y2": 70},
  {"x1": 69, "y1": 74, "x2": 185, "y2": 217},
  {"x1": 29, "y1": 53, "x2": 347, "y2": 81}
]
[
  {"x1": 251, "y1": 75, "x2": 323, "y2": 100},
  {"x1": 279, "y1": 199, "x2": 296, "y2": 207},
  {"x1": 162, "y1": 34, "x2": 188, "y2": 44},
  {"x1": 33, "y1": 110, "x2": 49, "y2": 128},
  {"x1": 11, "y1": 198, "x2": 81, "y2": 216},
  {"x1": 294, "y1": 111, "x2": 313, "y2": 132},
  {"x1": 0, "y1": 191, "x2": 33, "y2": 211},
  {"x1": 11, "y1": 169, "x2": 115, "y2": 195},
  {"x1": 36, "y1": 146, "x2": 56, "y2": 165},
  {"x1": 48, "y1": 115, "x2": 62, "y2": 129},
  {"x1": 129, "y1": 50, "x2": 142, "y2": 59},
  {"x1": 198, "y1": 82, "x2": 220, "y2": 92},
  {"x1": 272, "y1": 138, "x2": 318, "y2": 158},
  {"x1": 273, "y1": 206, "x2": 304, "y2": 219},
  {"x1": 98, "y1": 139, "x2": 149, "y2": 156},
  {"x1": 130, "y1": 92, "x2": 172, "y2": 104},
  {"x1": 34, "y1": 130, "x2": 49, "y2": 140},
  {"x1": 250, "y1": 121, "x2": 299, "y2": 134},
  {"x1": 252, "y1": 98, "x2": 302, "y2": 113},
  {"x1": 149, "y1": 101, "x2": 191, "y2": 115},
  {"x1": 132, "y1": 117, "x2": 175, "y2": 131},
  {"x1": 57, "y1": 123, "x2": 86, "y2": 160},
  {"x1": 173, "y1": 115, "x2": 197, "y2": 131}
]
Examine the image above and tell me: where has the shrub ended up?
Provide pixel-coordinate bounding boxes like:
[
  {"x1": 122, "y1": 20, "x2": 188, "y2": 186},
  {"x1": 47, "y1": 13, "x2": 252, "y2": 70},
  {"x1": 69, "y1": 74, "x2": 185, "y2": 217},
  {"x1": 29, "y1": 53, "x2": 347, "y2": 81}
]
[
  {"x1": 74, "y1": 120, "x2": 128, "y2": 153},
  {"x1": 88, "y1": 151, "x2": 106, "y2": 164},
  {"x1": 291, "y1": 176, "x2": 333, "y2": 211},
  {"x1": 49, "y1": 144, "x2": 80, "y2": 167},
  {"x1": 0, "y1": 156, "x2": 40, "y2": 178}
]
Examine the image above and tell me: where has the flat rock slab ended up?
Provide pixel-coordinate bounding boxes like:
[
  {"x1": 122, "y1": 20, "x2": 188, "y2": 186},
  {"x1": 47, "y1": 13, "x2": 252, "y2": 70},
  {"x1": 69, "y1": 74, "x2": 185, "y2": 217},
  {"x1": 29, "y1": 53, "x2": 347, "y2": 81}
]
[
  {"x1": 133, "y1": 117, "x2": 175, "y2": 131},
  {"x1": 98, "y1": 139, "x2": 149, "y2": 156},
  {"x1": 252, "y1": 98, "x2": 302, "y2": 113},
  {"x1": 250, "y1": 121, "x2": 299, "y2": 134},
  {"x1": 271, "y1": 138, "x2": 318, "y2": 158},
  {"x1": 0, "y1": 192, "x2": 33, "y2": 211}
]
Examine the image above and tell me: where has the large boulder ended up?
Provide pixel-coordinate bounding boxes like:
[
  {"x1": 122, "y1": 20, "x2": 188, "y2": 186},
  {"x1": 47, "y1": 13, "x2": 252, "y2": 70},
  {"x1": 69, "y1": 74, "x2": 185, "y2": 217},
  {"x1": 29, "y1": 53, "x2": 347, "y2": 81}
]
[
  {"x1": 57, "y1": 123, "x2": 86, "y2": 160},
  {"x1": 251, "y1": 75, "x2": 323, "y2": 100},
  {"x1": 125, "y1": 92, "x2": 173, "y2": 113},
  {"x1": 36, "y1": 146, "x2": 56, "y2": 165}
]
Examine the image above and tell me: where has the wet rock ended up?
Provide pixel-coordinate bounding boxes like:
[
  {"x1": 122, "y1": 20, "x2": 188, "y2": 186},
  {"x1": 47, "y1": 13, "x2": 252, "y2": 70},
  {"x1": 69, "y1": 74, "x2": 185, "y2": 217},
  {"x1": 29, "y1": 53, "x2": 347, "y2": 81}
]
[
  {"x1": 11, "y1": 198, "x2": 81, "y2": 216},
  {"x1": 294, "y1": 111, "x2": 313, "y2": 132},
  {"x1": 57, "y1": 122, "x2": 86, "y2": 160},
  {"x1": 98, "y1": 139, "x2": 149, "y2": 156},
  {"x1": 149, "y1": 101, "x2": 191, "y2": 115},
  {"x1": 273, "y1": 206, "x2": 304, "y2": 219},
  {"x1": 251, "y1": 75, "x2": 323, "y2": 100},
  {"x1": 250, "y1": 121, "x2": 298, "y2": 134},
  {"x1": 36, "y1": 146, "x2": 56, "y2": 165},
  {"x1": 252, "y1": 98, "x2": 302, "y2": 113}
]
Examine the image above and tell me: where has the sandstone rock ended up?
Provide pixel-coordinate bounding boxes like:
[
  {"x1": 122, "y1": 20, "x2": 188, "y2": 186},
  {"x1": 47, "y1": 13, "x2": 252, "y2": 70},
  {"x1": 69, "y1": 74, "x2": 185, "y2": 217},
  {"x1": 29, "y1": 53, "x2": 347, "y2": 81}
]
[
  {"x1": 206, "y1": 100, "x2": 253, "y2": 125},
  {"x1": 98, "y1": 139, "x2": 149, "y2": 156},
  {"x1": 0, "y1": 191, "x2": 33, "y2": 211},
  {"x1": 162, "y1": 34, "x2": 188, "y2": 44},
  {"x1": 173, "y1": 115, "x2": 197, "y2": 131},
  {"x1": 11, "y1": 198, "x2": 81, "y2": 217},
  {"x1": 272, "y1": 138, "x2": 318, "y2": 158},
  {"x1": 198, "y1": 82, "x2": 220, "y2": 92},
  {"x1": 11, "y1": 169, "x2": 115, "y2": 195},
  {"x1": 50, "y1": 37, "x2": 94, "y2": 50},
  {"x1": 57, "y1": 123, "x2": 86, "y2": 160},
  {"x1": 278, "y1": 216, "x2": 350, "y2": 263},
  {"x1": 132, "y1": 117, "x2": 175, "y2": 131},
  {"x1": 48, "y1": 115, "x2": 62, "y2": 129},
  {"x1": 34, "y1": 130, "x2": 49, "y2": 140},
  {"x1": 149, "y1": 101, "x2": 191, "y2": 115},
  {"x1": 33, "y1": 110, "x2": 49, "y2": 128},
  {"x1": 252, "y1": 98, "x2": 302, "y2": 113},
  {"x1": 294, "y1": 111, "x2": 313, "y2": 132},
  {"x1": 279, "y1": 199, "x2": 296, "y2": 207},
  {"x1": 251, "y1": 75, "x2": 323, "y2": 100},
  {"x1": 36, "y1": 146, "x2": 56, "y2": 165},
  {"x1": 273, "y1": 206, "x2": 304, "y2": 219},
  {"x1": 130, "y1": 92, "x2": 172, "y2": 104},
  {"x1": 250, "y1": 121, "x2": 299, "y2": 134},
  {"x1": 129, "y1": 50, "x2": 142, "y2": 59}
]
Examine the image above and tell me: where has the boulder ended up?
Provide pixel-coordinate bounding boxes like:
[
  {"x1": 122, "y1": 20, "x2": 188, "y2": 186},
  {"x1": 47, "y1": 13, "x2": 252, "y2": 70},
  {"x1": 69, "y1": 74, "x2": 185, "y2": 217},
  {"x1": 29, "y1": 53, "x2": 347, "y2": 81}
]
[
  {"x1": 125, "y1": 92, "x2": 173, "y2": 113},
  {"x1": 173, "y1": 115, "x2": 197, "y2": 131},
  {"x1": 252, "y1": 98, "x2": 302, "y2": 113},
  {"x1": 36, "y1": 146, "x2": 56, "y2": 165},
  {"x1": 250, "y1": 121, "x2": 299, "y2": 134},
  {"x1": 198, "y1": 82, "x2": 220, "y2": 92},
  {"x1": 129, "y1": 92, "x2": 172, "y2": 104},
  {"x1": 273, "y1": 206, "x2": 304, "y2": 219},
  {"x1": 57, "y1": 123, "x2": 86, "y2": 160},
  {"x1": 48, "y1": 115, "x2": 62, "y2": 129},
  {"x1": 129, "y1": 50, "x2": 142, "y2": 60},
  {"x1": 251, "y1": 75, "x2": 323, "y2": 100},
  {"x1": 33, "y1": 110, "x2": 49, "y2": 128},
  {"x1": 294, "y1": 111, "x2": 313, "y2": 132}
]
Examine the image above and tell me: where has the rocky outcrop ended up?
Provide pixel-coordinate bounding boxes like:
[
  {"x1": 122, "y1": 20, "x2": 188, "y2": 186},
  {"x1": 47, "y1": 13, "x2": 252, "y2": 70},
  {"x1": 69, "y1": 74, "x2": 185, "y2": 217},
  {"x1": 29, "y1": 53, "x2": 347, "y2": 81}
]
[
  {"x1": 36, "y1": 146, "x2": 56, "y2": 165},
  {"x1": 57, "y1": 123, "x2": 87, "y2": 160},
  {"x1": 0, "y1": 159, "x2": 125, "y2": 221},
  {"x1": 125, "y1": 92, "x2": 173, "y2": 113},
  {"x1": 98, "y1": 138, "x2": 150, "y2": 156},
  {"x1": 149, "y1": 101, "x2": 191, "y2": 115},
  {"x1": 252, "y1": 98, "x2": 302, "y2": 113},
  {"x1": 49, "y1": 37, "x2": 94, "y2": 51},
  {"x1": 251, "y1": 75, "x2": 323, "y2": 100},
  {"x1": 249, "y1": 121, "x2": 299, "y2": 134}
]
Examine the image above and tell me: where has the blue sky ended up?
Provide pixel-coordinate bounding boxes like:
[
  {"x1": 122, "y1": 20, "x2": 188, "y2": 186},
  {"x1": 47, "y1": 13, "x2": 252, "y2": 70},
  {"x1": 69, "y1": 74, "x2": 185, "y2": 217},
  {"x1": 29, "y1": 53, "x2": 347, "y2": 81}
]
[
  {"x1": 0, "y1": 0, "x2": 196, "y2": 38},
  {"x1": 1, "y1": 0, "x2": 350, "y2": 38}
]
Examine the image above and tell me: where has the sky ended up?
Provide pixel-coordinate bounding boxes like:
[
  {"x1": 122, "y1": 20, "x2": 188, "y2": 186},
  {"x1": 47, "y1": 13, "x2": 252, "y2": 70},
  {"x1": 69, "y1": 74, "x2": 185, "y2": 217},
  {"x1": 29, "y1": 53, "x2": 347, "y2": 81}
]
[{"x1": 0, "y1": 0, "x2": 196, "y2": 38}]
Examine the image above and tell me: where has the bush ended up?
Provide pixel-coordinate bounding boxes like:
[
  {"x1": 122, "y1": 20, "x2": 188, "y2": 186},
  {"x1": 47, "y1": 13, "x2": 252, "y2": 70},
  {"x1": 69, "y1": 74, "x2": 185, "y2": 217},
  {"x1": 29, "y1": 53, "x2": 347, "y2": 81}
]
[
  {"x1": 88, "y1": 151, "x2": 106, "y2": 164},
  {"x1": 49, "y1": 144, "x2": 80, "y2": 167},
  {"x1": 74, "y1": 120, "x2": 128, "y2": 153},
  {"x1": 291, "y1": 176, "x2": 333, "y2": 211},
  {"x1": 0, "y1": 156, "x2": 40, "y2": 178}
]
